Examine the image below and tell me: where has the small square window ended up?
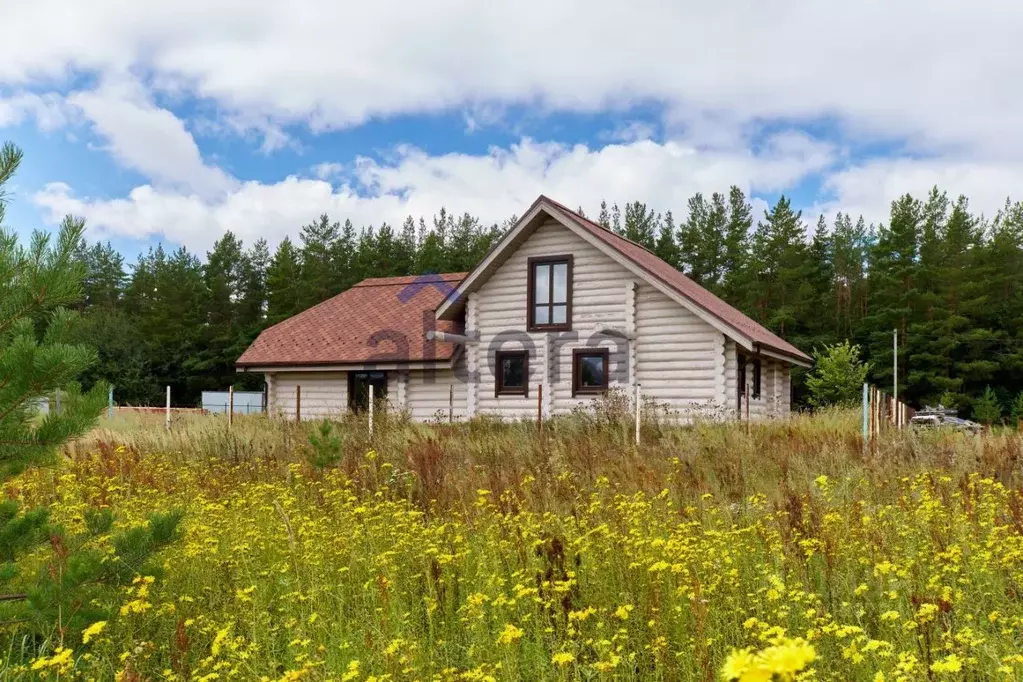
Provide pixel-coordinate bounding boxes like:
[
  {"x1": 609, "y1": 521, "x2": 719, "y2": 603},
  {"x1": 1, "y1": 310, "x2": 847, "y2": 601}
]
[
  {"x1": 572, "y1": 348, "x2": 610, "y2": 396},
  {"x1": 495, "y1": 350, "x2": 528, "y2": 397}
]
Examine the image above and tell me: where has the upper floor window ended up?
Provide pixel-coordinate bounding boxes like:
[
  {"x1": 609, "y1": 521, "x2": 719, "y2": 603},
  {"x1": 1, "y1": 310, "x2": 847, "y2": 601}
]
[{"x1": 527, "y1": 255, "x2": 573, "y2": 331}]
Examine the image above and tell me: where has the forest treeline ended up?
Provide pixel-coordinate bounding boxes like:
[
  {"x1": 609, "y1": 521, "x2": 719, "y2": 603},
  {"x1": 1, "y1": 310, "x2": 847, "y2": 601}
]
[{"x1": 72, "y1": 188, "x2": 1023, "y2": 419}]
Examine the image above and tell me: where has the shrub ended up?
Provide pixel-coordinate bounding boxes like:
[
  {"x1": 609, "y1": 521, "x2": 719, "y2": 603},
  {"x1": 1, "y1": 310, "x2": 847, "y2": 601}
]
[{"x1": 805, "y1": 341, "x2": 870, "y2": 409}]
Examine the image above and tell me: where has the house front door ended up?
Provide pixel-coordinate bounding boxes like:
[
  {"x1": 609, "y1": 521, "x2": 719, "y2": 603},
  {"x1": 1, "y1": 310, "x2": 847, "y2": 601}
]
[{"x1": 348, "y1": 371, "x2": 387, "y2": 412}]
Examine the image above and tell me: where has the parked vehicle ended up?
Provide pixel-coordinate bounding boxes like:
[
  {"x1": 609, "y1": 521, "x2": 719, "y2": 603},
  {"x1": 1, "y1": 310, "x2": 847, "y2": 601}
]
[{"x1": 910, "y1": 405, "x2": 981, "y2": 433}]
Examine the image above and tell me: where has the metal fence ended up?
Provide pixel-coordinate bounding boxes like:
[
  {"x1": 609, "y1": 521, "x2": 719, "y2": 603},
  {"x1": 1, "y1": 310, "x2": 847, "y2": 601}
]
[{"x1": 201, "y1": 391, "x2": 265, "y2": 415}]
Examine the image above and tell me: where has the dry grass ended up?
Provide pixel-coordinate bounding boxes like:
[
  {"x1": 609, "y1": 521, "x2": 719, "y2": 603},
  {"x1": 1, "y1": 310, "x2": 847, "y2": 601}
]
[
  {"x1": 73, "y1": 405, "x2": 1023, "y2": 514},
  {"x1": 8, "y1": 406, "x2": 1016, "y2": 680}
]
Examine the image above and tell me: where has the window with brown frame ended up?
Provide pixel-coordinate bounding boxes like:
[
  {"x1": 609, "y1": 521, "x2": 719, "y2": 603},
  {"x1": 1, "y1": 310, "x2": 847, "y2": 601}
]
[
  {"x1": 527, "y1": 255, "x2": 573, "y2": 331},
  {"x1": 495, "y1": 350, "x2": 528, "y2": 397},
  {"x1": 572, "y1": 348, "x2": 609, "y2": 396}
]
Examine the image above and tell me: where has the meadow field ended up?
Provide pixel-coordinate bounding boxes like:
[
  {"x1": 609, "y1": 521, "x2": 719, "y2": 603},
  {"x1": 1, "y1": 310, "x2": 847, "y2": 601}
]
[{"x1": 4, "y1": 407, "x2": 1023, "y2": 681}]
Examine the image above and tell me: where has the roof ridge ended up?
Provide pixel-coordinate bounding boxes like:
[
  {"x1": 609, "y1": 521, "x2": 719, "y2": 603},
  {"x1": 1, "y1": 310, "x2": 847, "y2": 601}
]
[
  {"x1": 353, "y1": 272, "x2": 467, "y2": 287},
  {"x1": 540, "y1": 195, "x2": 661, "y2": 257},
  {"x1": 537, "y1": 195, "x2": 809, "y2": 362}
]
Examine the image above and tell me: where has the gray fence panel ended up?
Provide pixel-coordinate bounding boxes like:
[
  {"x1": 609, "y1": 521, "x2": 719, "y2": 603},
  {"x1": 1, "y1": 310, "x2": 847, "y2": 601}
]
[{"x1": 201, "y1": 391, "x2": 265, "y2": 414}]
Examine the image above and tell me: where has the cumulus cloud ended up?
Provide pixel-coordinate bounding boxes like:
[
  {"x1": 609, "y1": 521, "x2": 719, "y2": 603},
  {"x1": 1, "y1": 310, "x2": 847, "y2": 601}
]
[
  {"x1": 6, "y1": 0, "x2": 1023, "y2": 249},
  {"x1": 67, "y1": 78, "x2": 236, "y2": 197},
  {"x1": 1, "y1": 0, "x2": 1020, "y2": 157},
  {"x1": 0, "y1": 92, "x2": 74, "y2": 130},
  {"x1": 34, "y1": 133, "x2": 837, "y2": 252},
  {"x1": 815, "y1": 157, "x2": 1023, "y2": 227}
]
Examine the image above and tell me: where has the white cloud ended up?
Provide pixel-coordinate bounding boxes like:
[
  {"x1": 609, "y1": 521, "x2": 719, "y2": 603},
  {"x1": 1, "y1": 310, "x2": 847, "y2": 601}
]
[
  {"x1": 601, "y1": 121, "x2": 657, "y2": 144},
  {"x1": 6, "y1": 0, "x2": 1023, "y2": 248},
  {"x1": 67, "y1": 78, "x2": 235, "y2": 197},
  {"x1": 34, "y1": 133, "x2": 836, "y2": 252},
  {"x1": 815, "y1": 157, "x2": 1023, "y2": 227},
  {"x1": 312, "y1": 162, "x2": 344, "y2": 180},
  {"x1": 1, "y1": 0, "x2": 1021, "y2": 159},
  {"x1": 0, "y1": 92, "x2": 74, "y2": 130}
]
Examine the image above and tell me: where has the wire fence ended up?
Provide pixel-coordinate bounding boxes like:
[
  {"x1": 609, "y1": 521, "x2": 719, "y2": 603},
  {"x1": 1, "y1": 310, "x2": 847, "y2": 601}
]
[{"x1": 199, "y1": 403, "x2": 265, "y2": 415}]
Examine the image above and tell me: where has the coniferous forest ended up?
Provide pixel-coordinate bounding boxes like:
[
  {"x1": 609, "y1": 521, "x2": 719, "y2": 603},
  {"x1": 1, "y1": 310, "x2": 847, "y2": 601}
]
[{"x1": 71, "y1": 188, "x2": 1023, "y2": 419}]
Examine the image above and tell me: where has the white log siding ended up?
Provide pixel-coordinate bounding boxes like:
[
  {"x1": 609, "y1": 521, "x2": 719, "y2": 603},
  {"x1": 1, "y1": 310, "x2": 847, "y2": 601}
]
[
  {"x1": 270, "y1": 372, "x2": 348, "y2": 420},
  {"x1": 780, "y1": 362, "x2": 792, "y2": 415},
  {"x1": 404, "y1": 356, "x2": 469, "y2": 421},
  {"x1": 474, "y1": 219, "x2": 633, "y2": 418},
  {"x1": 634, "y1": 283, "x2": 721, "y2": 418},
  {"x1": 725, "y1": 338, "x2": 738, "y2": 418},
  {"x1": 260, "y1": 218, "x2": 798, "y2": 423},
  {"x1": 465, "y1": 293, "x2": 480, "y2": 418},
  {"x1": 724, "y1": 353, "x2": 793, "y2": 421},
  {"x1": 471, "y1": 218, "x2": 766, "y2": 420}
]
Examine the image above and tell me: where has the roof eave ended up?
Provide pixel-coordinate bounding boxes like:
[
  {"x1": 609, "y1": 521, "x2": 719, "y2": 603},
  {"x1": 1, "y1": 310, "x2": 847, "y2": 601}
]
[
  {"x1": 755, "y1": 344, "x2": 813, "y2": 368},
  {"x1": 237, "y1": 357, "x2": 457, "y2": 372},
  {"x1": 435, "y1": 198, "x2": 550, "y2": 320}
]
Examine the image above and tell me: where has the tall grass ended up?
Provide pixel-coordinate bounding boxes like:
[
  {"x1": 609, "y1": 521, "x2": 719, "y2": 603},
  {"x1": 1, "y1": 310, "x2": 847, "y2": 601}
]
[
  {"x1": 7, "y1": 406, "x2": 1021, "y2": 680},
  {"x1": 77, "y1": 406, "x2": 1023, "y2": 513}
]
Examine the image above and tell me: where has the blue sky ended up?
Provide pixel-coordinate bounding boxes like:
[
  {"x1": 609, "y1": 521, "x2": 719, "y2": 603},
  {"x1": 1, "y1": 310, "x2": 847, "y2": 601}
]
[{"x1": 2, "y1": 1, "x2": 1022, "y2": 261}]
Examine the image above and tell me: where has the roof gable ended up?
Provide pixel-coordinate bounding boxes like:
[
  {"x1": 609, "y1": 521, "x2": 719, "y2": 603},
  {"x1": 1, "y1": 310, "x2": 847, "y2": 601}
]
[{"x1": 436, "y1": 196, "x2": 810, "y2": 365}]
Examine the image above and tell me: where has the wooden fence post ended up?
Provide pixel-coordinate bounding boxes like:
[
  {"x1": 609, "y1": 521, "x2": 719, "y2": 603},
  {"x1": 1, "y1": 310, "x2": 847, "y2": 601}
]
[
  {"x1": 448, "y1": 384, "x2": 453, "y2": 424},
  {"x1": 635, "y1": 383, "x2": 641, "y2": 445},
  {"x1": 295, "y1": 385, "x2": 301, "y2": 423},
  {"x1": 368, "y1": 383, "x2": 375, "y2": 438},
  {"x1": 228, "y1": 386, "x2": 234, "y2": 427},
  {"x1": 744, "y1": 382, "x2": 751, "y2": 435},
  {"x1": 537, "y1": 383, "x2": 543, "y2": 432},
  {"x1": 869, "y1": 387, "x2": 876, "y2": 444},
  {"x1": 165, "y1": 385, "x2": 171, "y2": 431},
  {"x1": 862, "y1": 383, "x2": 869, "y2": 447}
]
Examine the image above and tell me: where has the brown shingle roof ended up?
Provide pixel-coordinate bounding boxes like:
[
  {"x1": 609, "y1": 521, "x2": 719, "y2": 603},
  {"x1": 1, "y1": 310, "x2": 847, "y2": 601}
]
[
  {"x1": 236, "y1": 273, "x2": 466, "y2": 367},
  {"x1": 538, "y1": 196, "x2": 810, "y2": 362}
]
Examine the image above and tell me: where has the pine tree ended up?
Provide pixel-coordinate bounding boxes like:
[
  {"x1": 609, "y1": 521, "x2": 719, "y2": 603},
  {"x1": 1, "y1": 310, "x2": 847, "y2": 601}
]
[
  {"x1": 0, "y1": 217, "x2": 108, "y2": 475},
  {"x1": 238, "y1": 238, "x2": 269, "y2": 329},
  {"x1": 76, "y1": 308, "x2": 151, "y2": 404},
  {"x1": 335, "y1": 219, "x2": 359, "y2": 290},
  {"x1": 622, "y1": 201, "x2": 658, "y2": 250},
  {"x1": 151, "y1": 247, "x2": 208, "y2": 401},
  {"x1": 720, "y1": 186, "x2": 753, "y2": 305},
  {"x1": 653, "y1": 210, "x2": 679, "y2": 268},
  {"x1": 184, "y1": 232, "x2": 247, "y2": 391},
  {"x1": 597, "y1": 201, "x2": 611, "y2": 229},
  {"x1": 0, "y1": 143, "x2": 180, "y2": 638},
  {"x1": 78, "y1": 241, "x2": 125, "y2": 310},
  {"x1": 266, "y1": 238, "x2": 304, "y2": 323},
  {"x1": 862, "y1": 194, "x2": 921, "y2": 396},
  {"x1": 299, "y1": 214, "x2": 341, "y2": 307},
  {"x1": 678, "y1": 193, "x2": 709, "y2": 282},
  {"x1": 804, "y1": 215, "x2": 835, "y2": 345},
  {"x1": 397, "y1": 217, "x2": 418, "y2": 276},
  {"x1": 747, "y1": 196, "x2": 810, "y2": 338},
  {"x1": 416, "y1": 212, "x2": 447, "y2": 274},
  {"x1": 830, "y1": 212, "x2": 868, "y2": 339},
  {"x1": 983, "y1": 201, "x2": 1023, "y2": 395},
  {"x1": 972, "y1": 385, "x2": 1002, "y2": 425},
  {"x1": 204, "y1": 231, "x2": 245, "y2": 334},
  {"x1": 1010, "y1": 392, "x2": 1023, "y2": 427},
  {"x1": 805, "y1": 341, "x2": 871, "y2": 409}
]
